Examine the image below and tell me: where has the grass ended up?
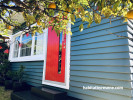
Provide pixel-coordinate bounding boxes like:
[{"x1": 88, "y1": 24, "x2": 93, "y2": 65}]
[{"x1": 0, "y1": 86, "x2": 12, "y2": 100}]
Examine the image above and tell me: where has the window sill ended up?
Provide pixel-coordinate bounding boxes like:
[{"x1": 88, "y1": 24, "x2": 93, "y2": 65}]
[{"x1": 9, "y1": 55, "x2": 44, "y2": 62}]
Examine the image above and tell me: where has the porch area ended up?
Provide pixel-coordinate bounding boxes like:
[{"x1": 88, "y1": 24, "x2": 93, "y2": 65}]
[{"x1": 11, "y1": 86, "x2": 80, "y2": 100}]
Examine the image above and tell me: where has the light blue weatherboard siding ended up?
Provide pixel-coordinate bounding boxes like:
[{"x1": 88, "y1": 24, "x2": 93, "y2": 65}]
[
  {"x1": 11, "y1": 61, "x2": 44, "y2": 86},
  {"x1": 68, "y1": 18, "x2": 132, "y2": 100},
  {"x1": 11, "y1": 18, "x2": 133, "y2": 100}
]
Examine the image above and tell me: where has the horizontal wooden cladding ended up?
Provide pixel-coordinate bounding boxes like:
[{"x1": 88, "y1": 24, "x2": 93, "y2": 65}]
[
  {"x1": 71, "y1": 36, "x2": 127, "y2": 47},
  {"x1": 12, "y1": 67, "x2": 43, "y2": 73},
  {"x1": 70, "y1": 59, "x2": 130, "y2": 66},
  {"x1": 71, "y1": 45, "x2": 130, "y2": 53},
  {"x1": 70, "y1": 81, "x2": 131, "y2": 97},
  {"x1": 127, "y1": 26, "x2": 133, "y2": 37},
  {"x1": 11, "y1": 61, "x2": 44, "y2": 86},
  {"x1": 24, "y1": 76, "x2": 42, "y2": 83},
  {"x1": 71, "y1": 45, "x2": 130, "y2": 55},
  {"x1": 69, "y1": 17, "x2": 131, "y2": 99},
  {"x1": 127, "y1": 25, "x2": 133, "y2": 34},
  {"x1": 25, "y1": 71, "x2": 42, "y2": 77},
  {"x1": 72, "y1": 19, "x2": 126, "y2": 36},
  {"x1": 71, "y1": 39, "x2": 128, "y2": 51},
  {"x1": 68, "y1": 91, "x2": 106, "y2": 100},
  {"x1": 128, "y1": 20, "x2": 133, "y2": 30},
  {"x1": 71, "y1": 30, "x2": 127, "y2": 45},
  {"x1": 72, "y1": 18, "x2": 123, "y2": 32},
  {"x1": 71, "y1": 30, "x2": 127, "y2": 43},
  {"x1": 24, "y1": 73, "x2": 42, "y2": 78},
  {"x1": 26, "y1": 80, "x2": 43, "y2": 87},
  {"x1": 70, "y1": 76, "x2": 131, "y2": 89},
  {"x1": 70, "y1": 65, "x2": 131, "y2": 74},
  {"x1": 70, "y1": 71, "x2": 131, "y2": 81},
  {"x1": 127, "y1": 21, "x2": 133, "y2": 47},
  {"x1": 71, "y1": 51, "x2": 130, "y2": 56},
  {"x1": 12, "y1": 66, "x2": 43, "y2": 69},
  {"x1": 72, "y1": 26, "x2": 127, "y2": 40},
  {"x1": 12, "y1": 69, "x2": 43, "y2": 77},
  {"x1": 69, "y1": 86, "x2": 131, "y2": 100},
  {"x1": 24, "y1": 74, "x2": 42, "y2": 80},
  {"x1": 11, "y1": 61, "x2": 44, "y2": 66},
  {"x1": 71, "y1": 52, "x2": 130, "y2": 60},
  {"x1": 23, "y1": 77, "x2": 42, "y2": 86},
  {"x1": 12, "y1": 69, "x2": 43, "y2": 86},
  {"x1": 72, "y1": 18, "x2": 122, "y2": 29},
  {"x1": 72, "y1": 27, "x2": 127, "y2": 43}
]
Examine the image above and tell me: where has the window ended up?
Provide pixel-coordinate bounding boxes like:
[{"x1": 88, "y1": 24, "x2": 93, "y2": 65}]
[
  {"x1": 9, "y1": 31, "x2": 45, "y2": 62},
  {"x1": 34, "y1": 32, "x2": 44, "y2": 55},
  {"x1": 13, "y1": 36, "x2": 20, "y2": 58},
  {"x1": 20, "y1": 33, "x2": 32, "y2": 57}
]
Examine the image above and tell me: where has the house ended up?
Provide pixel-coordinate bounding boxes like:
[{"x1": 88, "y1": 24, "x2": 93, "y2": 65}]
[{"x1": 9, "y1": 18, "x2": 133, "y2": 100}]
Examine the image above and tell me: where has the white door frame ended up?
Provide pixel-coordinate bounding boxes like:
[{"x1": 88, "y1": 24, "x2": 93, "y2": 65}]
[{"x1": 42, "y1": 22, "x2": 71, "y2": 89}]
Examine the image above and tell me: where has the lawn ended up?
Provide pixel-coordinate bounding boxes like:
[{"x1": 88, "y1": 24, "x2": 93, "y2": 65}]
[{"x1": 0, "y1": 86, "x2": 12, "y2": 100}]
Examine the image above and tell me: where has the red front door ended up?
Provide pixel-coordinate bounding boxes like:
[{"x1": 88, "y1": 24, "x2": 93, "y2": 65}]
[{"x1": 45, "y1": 27, "x2": 66, "y2": 83}]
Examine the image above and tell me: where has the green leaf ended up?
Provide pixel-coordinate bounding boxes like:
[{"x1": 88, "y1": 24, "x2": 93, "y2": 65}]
[
  {"x1": 87, "y1": 24, "x2": 90, "y2": 28},
  {"x1": 79, "y1": 23, "x2": 84, "y2": 32},
  {"x1": 0, "y1": 0, "x2": 132, "y2": 36},
  {"x1": 71, "y1": 14, "x2": 75, "y2": 22}
]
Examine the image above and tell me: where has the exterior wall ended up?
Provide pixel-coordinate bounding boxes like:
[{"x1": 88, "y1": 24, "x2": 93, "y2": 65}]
[
  {"x1": 11, "y1": 18, "x2": 133, "y2": 100},
  {"x1": 68, "y1": 18, "x2": 132, "y2": 100},
  {"x1": 11, "y1": 61, "x2": 44, "y2": 87}
]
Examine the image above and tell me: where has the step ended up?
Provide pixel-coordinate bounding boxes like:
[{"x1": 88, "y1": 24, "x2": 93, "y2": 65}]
[
  {"x1": 31, "y1": 87, "x2": 67, "y2": 100},
  {"x1": 11, "y1": 90, "x2": 45, "y2": 100},
  {"x1": 11, "y1": 90, "x2": 80, "y2": 100}
]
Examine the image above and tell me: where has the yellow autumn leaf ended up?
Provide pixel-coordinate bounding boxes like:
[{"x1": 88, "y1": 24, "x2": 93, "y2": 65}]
[
  {"x1": 68, "y1": 31, "x2": 72, "y2": 35},
  {"x1": 94, "y1": 13, "x2": 101, "y2": 24},
  {"x1": 79, "y1": 23, "x2": 84, "y2": 32}
]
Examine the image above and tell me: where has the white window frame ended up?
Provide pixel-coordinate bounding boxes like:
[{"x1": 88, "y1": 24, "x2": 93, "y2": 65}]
[
  {"x1": 42, "y1": 22, "x2": 71, "y2": 89},
  {"x1": 9, "y1": 26, "x2": 46, "y2": 62}
]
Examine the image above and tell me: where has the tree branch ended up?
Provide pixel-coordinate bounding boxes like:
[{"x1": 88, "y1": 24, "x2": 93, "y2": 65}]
[
  {"x1": 106, "y1": 30, "x2": 133, "y2": 41},
  {"x1": 0, "y1": 15, "x2": 15, "y2": 26},
  {"x1": 0, "y1": 4, "x2": 23, "y2": 12},
  {"x1": 13, "y1": 0, "x2": 30, "y2": 9}
]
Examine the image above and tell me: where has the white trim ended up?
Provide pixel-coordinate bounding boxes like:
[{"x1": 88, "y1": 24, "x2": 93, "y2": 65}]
[
  {"x1": 10, "y1": 55, "x2": 44, "y2": 62},
  {"x1": 65, "y1": 22, "x2": 71, "y2": 89},
  {"x1": 42, "y1": 22, "x2": 71, "y2": 89},
  {"x1": 31, "y1": 36, "x2": 35, "y2": 56},
  {"x1": 127, "y1": 20, "x2": 133, "y2": 90},
  {"x1": 9, "y1": 35, "x2": 13, "y2": 61},
  {"x1": 9, "y1": 26, "x2": 45, "y2": 62},
  {"x1": 18, "y1": 34, "x2": 22, "y2": 58}
]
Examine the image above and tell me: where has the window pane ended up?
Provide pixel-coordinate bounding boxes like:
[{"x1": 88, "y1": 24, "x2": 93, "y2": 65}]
[
  {"x1": 20, "y1": 47, "x2": 31, "y2": 57},
  {"x1": 58, "y1": 32, "x2": 63, "y2": 73},
  {"x1": 20, "y1": 33, "x2": 32, "y2": 57},
  {"x1": 34, "y1": 32, "x2": 44, "y2": 55},
  {"x1": 13, "y1": 36, "x2": 20, "y2": 58},
  {"x1": 13, "y1": 50, "x2": 18, "y2": 58}
]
